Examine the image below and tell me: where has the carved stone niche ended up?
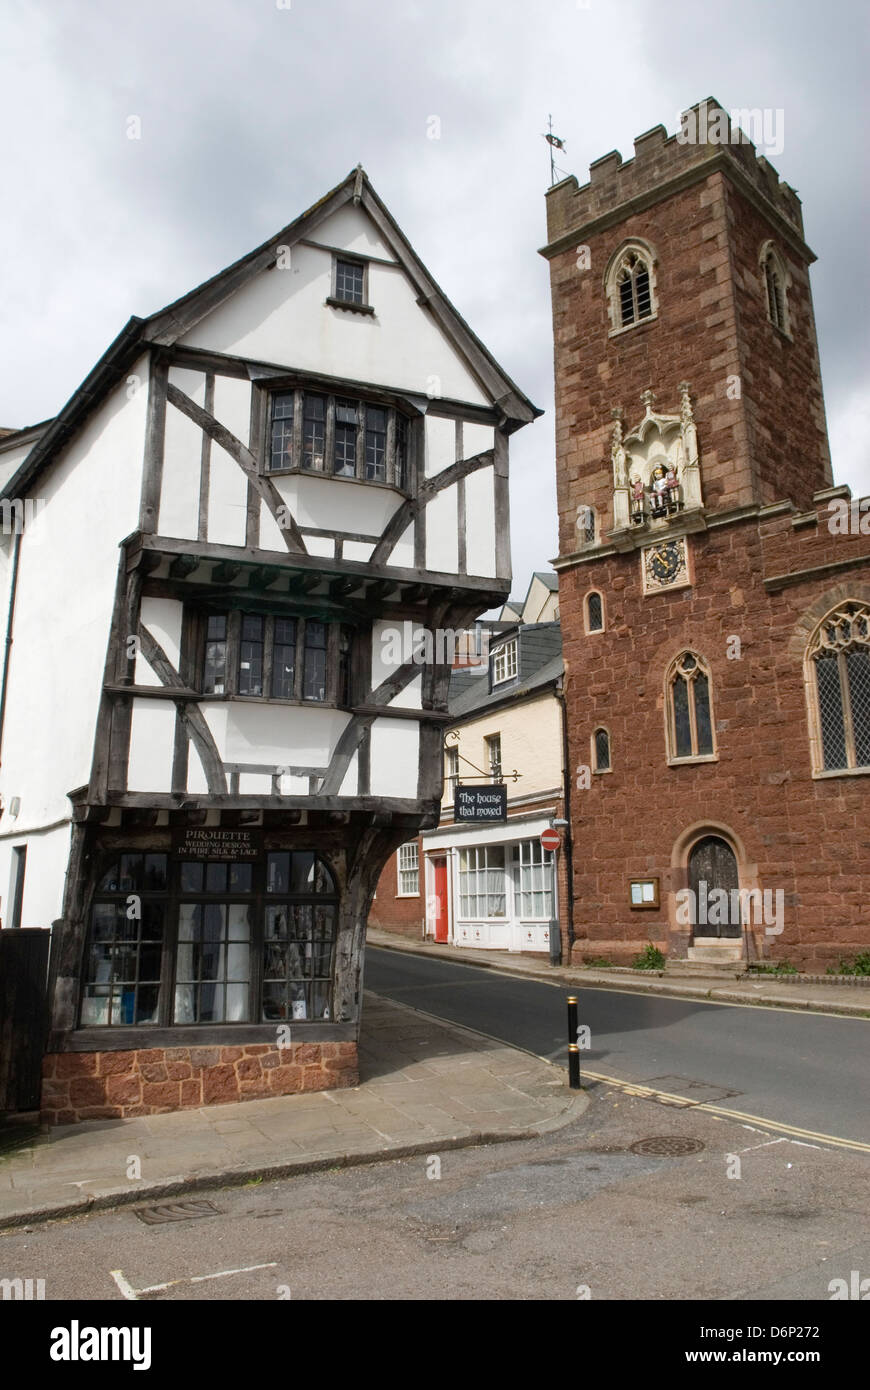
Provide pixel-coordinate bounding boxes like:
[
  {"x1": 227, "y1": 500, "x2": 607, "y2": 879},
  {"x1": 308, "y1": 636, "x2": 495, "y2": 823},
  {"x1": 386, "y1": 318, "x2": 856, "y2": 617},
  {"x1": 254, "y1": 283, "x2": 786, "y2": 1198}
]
[{"x1": 611, "y1": 384, "x2": 703, "y2": 531}]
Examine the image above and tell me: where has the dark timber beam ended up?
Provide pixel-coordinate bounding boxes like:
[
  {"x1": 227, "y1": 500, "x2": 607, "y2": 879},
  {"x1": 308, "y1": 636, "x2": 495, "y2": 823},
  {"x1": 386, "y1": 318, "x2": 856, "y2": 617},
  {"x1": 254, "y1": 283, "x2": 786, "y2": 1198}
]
[{"x1": 169, "y1": 554, "x2": 199, "y2": 580}]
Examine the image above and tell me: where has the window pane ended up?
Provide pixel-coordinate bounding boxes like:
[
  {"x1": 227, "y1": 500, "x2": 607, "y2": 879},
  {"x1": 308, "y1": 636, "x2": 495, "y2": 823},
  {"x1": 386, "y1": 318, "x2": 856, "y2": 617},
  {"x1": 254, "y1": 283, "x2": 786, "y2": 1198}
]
[
  {"x1": 205, "y1": 861, "x2": 228, "y2": 894},
  {"x1": 334, "y1": 399, "x2": 358, "y2": 477},
  {"x1": 239, "y1": 614, "x2": 264, "y2": 696},
  {"x1": 269, "y1": 392, "x2": 294, "y2": 471},
  {"x1": 619, "y1": 276, "x2": 635, "y2": 325},
  {"x1": 302, "y1": 394, "x2": 326, "y2": 471},
  {"x1": 365, "y1": 407, "x2": 387, "y2": 481},
  {"x1": 587, "y1": 592, "x2": 603, "y2": 631},
  {"x1": 693, "y1": 674, "x2": 713, "y2": 755},
  {"x1": 335, "y1": 259, "x2": 364, "y2": 304},
  {"x1": 204, "y1": 614, "x2": 228, "y2": 695},
  {"x1": 303, "y1": 621, "x2": 328, "y2": 700},
  {"x1": 594, "y1": 728, "x2": 610, "y2": 771},
  {"x1": 395, "y1": 415, "x2": 408, "y2": 489},
  {"x1": 180, "y1": 861, "x2": 203, "y2": 893},
  {"x1": 635, "y1": 267, "x2": 651, "y2": 318},
  {"x1": 672, "y1": 676, "x2": 692, "y2": 758},
  {"x1": 272, "y1": 617, "x2": 297, "y2": 699},
  {"x1": 846, "y1": 649, "x2": 870, "y2": 767},
  {"x1": 816, "y1": 653, "x2": 847, "y2": 770}
]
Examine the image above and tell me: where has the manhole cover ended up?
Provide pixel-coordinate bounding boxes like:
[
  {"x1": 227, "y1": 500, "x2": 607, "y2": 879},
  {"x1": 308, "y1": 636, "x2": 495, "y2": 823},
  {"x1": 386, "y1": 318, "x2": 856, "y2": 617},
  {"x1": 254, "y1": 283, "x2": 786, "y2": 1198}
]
[
  {"x1": 134, "y1": 1199, "x2": 222, "y2": 1225},
  {"x1": 630, "y1": 1136, "x2": 706, "y2": 1157}
]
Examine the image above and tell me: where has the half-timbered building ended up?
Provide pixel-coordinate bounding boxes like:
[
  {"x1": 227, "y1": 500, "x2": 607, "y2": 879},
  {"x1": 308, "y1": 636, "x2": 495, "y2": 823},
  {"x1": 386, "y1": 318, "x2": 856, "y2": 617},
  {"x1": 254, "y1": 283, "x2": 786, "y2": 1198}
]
[{"x1": 0, "y1": 167, "x2": 539, "y2": 1122}]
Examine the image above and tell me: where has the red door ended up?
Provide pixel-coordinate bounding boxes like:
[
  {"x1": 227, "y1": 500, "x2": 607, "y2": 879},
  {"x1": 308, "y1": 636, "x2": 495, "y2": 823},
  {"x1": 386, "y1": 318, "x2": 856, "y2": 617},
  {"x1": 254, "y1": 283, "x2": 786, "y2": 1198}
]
[{"x1": 431, "y1": 857, "x2": 449, "y2": 942}]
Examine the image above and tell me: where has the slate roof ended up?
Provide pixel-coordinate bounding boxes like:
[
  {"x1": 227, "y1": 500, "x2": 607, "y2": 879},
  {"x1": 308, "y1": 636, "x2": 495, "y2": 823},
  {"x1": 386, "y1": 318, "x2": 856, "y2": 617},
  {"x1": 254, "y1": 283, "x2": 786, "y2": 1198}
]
[{"x1": 447, "y1": 621, "x2": 563, "y2": 718}]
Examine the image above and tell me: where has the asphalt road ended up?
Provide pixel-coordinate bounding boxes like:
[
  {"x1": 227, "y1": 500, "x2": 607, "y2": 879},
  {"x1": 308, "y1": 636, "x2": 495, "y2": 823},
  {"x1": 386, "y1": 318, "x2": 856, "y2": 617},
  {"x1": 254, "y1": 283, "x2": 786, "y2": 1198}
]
[
  {"x1": 4, "y1": 1088, "x2": 869, "y2": 1305},
  {"x1": 364, "y1": 947, "x2": 870, "y2": 1148}
]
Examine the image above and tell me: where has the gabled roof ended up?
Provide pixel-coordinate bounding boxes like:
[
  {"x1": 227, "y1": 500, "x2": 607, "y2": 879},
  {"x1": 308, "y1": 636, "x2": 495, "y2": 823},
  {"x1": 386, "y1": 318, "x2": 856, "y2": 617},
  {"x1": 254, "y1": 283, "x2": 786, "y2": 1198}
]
[
  {"x1": 533, "y1": 570, "x2": 559, "y2": 591},
  {"x1": 2, "y1": 167, "x2": 541, "y2": 503}
]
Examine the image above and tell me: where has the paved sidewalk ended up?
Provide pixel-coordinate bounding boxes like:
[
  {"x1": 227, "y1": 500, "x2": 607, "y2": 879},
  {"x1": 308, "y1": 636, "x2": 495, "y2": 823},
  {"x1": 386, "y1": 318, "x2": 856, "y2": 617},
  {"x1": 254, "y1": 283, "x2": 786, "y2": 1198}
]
[
  {"x1": 0, "y1": 993, "x2": 586, "y2": 1230},
  {"x1": 367, "y1": 930, "x2": 870, "y2": 1018}
]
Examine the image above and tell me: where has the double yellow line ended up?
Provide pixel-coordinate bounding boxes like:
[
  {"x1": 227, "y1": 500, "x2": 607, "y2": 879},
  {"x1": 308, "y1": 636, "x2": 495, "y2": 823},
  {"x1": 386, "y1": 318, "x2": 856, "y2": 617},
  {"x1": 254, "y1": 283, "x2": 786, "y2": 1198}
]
[{"x1": 582, "y1": 1069, "x2": 870, "y2": 1155}]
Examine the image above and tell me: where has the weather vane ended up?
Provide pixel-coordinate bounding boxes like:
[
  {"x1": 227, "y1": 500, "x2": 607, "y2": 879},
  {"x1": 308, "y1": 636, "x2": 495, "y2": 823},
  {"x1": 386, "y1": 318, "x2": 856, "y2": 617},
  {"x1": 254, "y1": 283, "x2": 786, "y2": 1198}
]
[{"x1": 543, "y1": 114, "x2": 567, "y2": 186}]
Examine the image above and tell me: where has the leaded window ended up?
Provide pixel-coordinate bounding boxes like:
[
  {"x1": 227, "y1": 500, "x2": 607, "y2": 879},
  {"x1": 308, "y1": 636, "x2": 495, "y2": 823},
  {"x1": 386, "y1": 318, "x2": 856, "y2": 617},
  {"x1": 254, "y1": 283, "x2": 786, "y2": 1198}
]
[
  {"x1": 333, "y1": 399, "x2": 358, "y2": 477},
  {"x1": 302, "y1": 393, "x2": 326, "y2": 472},
  {"x1": 267, "y1": 389, "x2": 412, "y2": 489},
  {"x1": 809, "y1": 601, "x2": 870, "y2": 772},
  {"x1": 334, "y1": 258, "x2": 365, "y2": 306},
  {"x1": 80, "y1": 851, "x2": 339, "y2": 1029},
  {"x1": 586, "y1": 591, "x2": 604, "y2": 633},
  {"x1": 667, "y1": 651, "x2": 715, "y2": 760},
  {"x1": 263, "y1": 853, "x2": 338, "y2": 1022},
  {"x1": 593, "y1": 727, "x2": 611, "y2": 771},
  {"x1": 81, "y1": 853, "x2": 168, "y2": 1027},
  {"x1": 397, "y1": 842, "x2": 419, "y2": 896},
  {"x1": 201, "y1": 612, "x2": 353, "y2": 706}
]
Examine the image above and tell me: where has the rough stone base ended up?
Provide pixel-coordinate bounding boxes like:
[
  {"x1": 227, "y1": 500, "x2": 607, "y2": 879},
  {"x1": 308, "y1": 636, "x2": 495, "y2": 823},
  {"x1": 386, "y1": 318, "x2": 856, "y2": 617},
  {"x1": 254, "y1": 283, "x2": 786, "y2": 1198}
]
[{"x1": 40, "y1": 1042, "x2": 358, "y2": 1125}]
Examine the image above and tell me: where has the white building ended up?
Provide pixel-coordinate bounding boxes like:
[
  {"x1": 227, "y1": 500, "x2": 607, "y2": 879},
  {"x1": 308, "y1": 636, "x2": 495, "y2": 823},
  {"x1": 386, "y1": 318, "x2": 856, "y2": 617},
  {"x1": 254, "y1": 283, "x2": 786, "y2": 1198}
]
[{"x1": 0, "y1": 168, "x2": 539, "y2": 1121}]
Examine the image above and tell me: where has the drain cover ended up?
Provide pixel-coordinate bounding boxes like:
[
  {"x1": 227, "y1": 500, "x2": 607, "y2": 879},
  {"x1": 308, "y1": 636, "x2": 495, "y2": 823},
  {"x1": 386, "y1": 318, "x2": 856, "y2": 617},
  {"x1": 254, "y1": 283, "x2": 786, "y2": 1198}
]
[
  {"x1": 134, "y1": 1199, "x2": 221, "y2": 1225},
  {"x1": 630, "y1": 1136, "x2": 706, "y2": 1157}
]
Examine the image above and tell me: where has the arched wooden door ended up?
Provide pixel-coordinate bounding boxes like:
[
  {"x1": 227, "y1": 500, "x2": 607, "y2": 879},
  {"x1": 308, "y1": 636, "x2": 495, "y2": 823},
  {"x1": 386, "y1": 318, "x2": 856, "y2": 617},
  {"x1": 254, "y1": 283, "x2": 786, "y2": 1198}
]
[{"x1": 688, "y1": 835, "x2": 741, "y2": 938}]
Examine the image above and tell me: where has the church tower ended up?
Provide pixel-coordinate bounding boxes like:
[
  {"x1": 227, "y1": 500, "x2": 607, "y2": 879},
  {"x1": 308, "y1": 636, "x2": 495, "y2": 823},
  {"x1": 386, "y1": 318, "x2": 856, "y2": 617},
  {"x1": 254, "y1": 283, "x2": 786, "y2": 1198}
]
[{"x1": 542, "y1": 99, "x2": 870, "y2": 968}]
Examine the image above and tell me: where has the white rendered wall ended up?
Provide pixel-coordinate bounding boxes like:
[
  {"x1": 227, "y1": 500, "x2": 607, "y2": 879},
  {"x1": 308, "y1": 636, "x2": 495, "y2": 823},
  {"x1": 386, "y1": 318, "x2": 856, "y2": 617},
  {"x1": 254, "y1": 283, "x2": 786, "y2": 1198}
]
[
  {"x1": 0, "y1": 356, "x2": 150, "y2": 831},
  {"x1": 369, "y1": 719, "x2": 419, "y2": 797},
  {"x1": 179, "y1": 205, "x2": 490, "y2": 408},
  {"x1": 0, "y1": 823, "x2": 72, "y2": 929}
]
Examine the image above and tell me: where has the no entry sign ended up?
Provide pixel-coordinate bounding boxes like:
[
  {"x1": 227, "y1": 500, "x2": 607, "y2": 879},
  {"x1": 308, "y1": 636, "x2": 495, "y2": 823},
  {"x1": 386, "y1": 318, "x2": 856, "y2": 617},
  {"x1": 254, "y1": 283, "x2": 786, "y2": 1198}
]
[{"x1": 540, "y1": 827, "x2": 561, "y2": 852}]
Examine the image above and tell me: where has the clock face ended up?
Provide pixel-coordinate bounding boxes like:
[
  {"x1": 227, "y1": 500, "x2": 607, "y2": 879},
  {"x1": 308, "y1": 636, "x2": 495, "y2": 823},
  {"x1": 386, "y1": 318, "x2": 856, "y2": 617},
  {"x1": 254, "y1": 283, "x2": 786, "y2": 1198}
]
[{"x1": 643, "y1": 537, "x2": 689, "y2": 593}]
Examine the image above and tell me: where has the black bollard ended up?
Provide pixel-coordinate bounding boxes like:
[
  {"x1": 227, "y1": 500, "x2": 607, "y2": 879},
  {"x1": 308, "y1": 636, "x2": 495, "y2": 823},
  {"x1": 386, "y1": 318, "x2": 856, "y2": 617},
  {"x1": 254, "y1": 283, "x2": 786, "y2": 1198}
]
[{"x1": 567, "y1": 995, "x2": 581, "y2": 1089}]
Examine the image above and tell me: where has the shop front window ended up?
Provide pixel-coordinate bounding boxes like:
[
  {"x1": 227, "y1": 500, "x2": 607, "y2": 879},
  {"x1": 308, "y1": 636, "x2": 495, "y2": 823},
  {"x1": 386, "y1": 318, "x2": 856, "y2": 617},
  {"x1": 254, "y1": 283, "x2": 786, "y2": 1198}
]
[{"x1": 80, "y1": 850, "x2": 339, "y2": 1029}]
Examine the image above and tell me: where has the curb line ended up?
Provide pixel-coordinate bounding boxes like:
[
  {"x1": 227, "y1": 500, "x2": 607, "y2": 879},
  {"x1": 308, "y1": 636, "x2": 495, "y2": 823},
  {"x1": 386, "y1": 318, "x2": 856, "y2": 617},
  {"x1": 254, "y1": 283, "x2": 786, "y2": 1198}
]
[
  {"x1": 0, "y1": 1098, "x2": 589, "y2": 1234},
  {"x1": 367, "y1": 937, "x2": 870, "y2": 1019}
]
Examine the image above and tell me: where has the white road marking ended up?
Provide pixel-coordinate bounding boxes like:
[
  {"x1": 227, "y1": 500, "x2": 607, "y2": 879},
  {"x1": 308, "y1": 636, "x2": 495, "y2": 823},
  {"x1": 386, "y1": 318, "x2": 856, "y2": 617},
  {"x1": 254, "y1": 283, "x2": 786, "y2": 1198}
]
[
  {"x1": 111, "y1": 1262, "x2": 277, "y2": 1299},
  {"x1": 110, "y1": 1269, "x2": 139, "y2": 1301}
]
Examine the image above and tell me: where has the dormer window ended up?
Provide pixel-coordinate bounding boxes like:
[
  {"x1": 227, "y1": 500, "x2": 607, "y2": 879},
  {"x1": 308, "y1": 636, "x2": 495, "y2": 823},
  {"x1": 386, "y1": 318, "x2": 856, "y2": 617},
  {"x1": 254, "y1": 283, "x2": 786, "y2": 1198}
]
[
  {"x1": 605, "y1": 239, "x2": 658, "y2": 335},
  {"x1": 327, "y1": 255, "x2": 373, "y2": 314},
  {"x1": 492, "y1": 638, "x2": 518, "y2": 685},
  {"x1": 267, "y1": 387, "x2": 413, "y2": 490}
]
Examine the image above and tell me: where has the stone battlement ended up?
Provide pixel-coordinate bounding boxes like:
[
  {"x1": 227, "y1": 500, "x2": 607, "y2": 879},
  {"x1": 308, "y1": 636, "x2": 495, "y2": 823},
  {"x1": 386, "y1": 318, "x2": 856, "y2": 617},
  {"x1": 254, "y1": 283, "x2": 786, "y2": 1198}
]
[{"x1": 544, "y1": 97, "x2": 804, "y2": 252}]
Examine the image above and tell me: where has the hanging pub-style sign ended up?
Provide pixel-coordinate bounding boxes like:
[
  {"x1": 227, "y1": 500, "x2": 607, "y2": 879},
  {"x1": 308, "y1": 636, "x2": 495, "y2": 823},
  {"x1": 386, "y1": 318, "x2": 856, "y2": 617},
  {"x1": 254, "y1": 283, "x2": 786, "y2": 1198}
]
[{"x1": 453, "y1": 785, "x2": 508, "y2": 822}]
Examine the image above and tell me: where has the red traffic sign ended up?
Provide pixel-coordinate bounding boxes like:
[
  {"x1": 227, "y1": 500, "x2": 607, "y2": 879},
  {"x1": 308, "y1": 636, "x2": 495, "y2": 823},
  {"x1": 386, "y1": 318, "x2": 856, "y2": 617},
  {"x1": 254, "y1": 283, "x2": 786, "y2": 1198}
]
[{"x1": 540, "y1": 827, "x2": 561, "y2": 852}]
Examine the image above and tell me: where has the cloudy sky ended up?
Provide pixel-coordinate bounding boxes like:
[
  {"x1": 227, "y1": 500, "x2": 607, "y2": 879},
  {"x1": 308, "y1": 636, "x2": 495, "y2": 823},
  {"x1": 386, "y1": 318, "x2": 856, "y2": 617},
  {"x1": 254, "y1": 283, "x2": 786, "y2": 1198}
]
[{"x1": 2, "y1": 0, "x2": 868, "y2": 591}]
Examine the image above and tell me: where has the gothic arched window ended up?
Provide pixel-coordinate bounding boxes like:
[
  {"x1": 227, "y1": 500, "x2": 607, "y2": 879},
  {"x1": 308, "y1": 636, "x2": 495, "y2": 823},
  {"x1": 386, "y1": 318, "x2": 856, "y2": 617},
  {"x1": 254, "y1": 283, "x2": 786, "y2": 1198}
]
[
  {"x1": 760, "y1": 242, "x2": 791, "y2": 336},
  {"x1": 666, "y1": 651, "x2": 715, "y2": 761},
  {"x1": 605, "y1": 241, "x2": 658, "y2": 333},
  {"x1": 807, "y1": 601, "x2": 870, "y2": 773}
]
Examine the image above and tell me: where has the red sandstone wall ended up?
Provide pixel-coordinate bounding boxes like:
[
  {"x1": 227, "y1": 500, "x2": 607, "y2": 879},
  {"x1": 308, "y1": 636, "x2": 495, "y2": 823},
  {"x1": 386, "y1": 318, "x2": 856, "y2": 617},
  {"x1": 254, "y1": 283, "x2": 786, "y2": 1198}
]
[
  {"x1": 41, "y1": 1042, "x2": 358, "y2": 1125},
  {"x1": 559, "y1": 508, "x2": 870, "y2": 968},
  {"x1": 369, "y1": 842, "x2": 425, "y2": 940}
]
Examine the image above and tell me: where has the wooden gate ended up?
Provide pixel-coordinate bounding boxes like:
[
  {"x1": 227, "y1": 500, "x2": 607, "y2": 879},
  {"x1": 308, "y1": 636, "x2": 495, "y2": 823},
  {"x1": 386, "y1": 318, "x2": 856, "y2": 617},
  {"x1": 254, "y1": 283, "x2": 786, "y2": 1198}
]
[
  {"x1": 688, "y1": 836, "x2": 741, "y2": 938},
  {"x1": 0, "y1": 929, "x2": 51, "y2": 1113}
]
